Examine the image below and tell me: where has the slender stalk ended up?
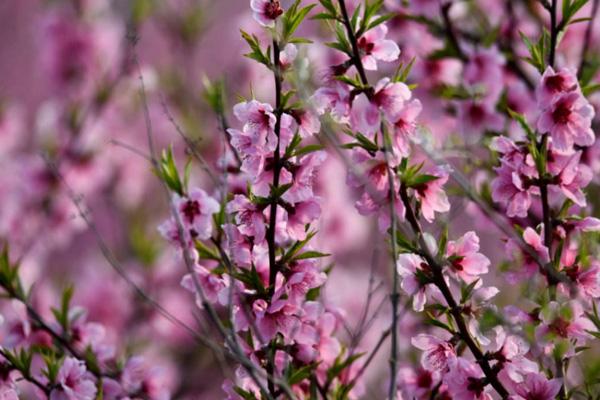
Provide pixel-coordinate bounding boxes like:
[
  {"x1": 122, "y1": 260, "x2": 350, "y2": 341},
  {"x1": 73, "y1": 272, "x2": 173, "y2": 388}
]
[
  {"x1": 265, "y1": 38, "x2": 284, "y2": 398},
  {"x1": 267, "y1": 39, "x2": 284, "y2": 294},
  {"x1": 337, "y1": 0, "x2": 368, "y2": 85},
  {"x1": 549, "y1": 0, "x2": 558, "y2": 67},
  {"x1": 398, "y1": 185, "x2": 510, "y2": 399},
  {"x1": 382, "y1": 124, "x2": 400, "y2": 399},
  {"x1": 336, "y1": 0, "x2": 403, "y2": 396}
]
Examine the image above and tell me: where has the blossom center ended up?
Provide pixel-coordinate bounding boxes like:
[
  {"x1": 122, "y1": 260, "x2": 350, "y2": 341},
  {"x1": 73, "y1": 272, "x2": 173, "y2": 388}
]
[
  {"x1": 357, "y1": 37, "x2": 375, "y2": 55},
  {"x1": 545, "y1": 74, "x2": 566, "y2": 92},
  {"x1": 182, "y1": 200, "x2": 201, "y2": 223},
  {"x1": 551, "y1": 102, "x2": 572, "y2": 125},
  {"x1": 264, "y1": 1, "x2": 283, "y2": 20},
  {"x1": 548, "y1": 317, "x2": 570, "y2": 338}
]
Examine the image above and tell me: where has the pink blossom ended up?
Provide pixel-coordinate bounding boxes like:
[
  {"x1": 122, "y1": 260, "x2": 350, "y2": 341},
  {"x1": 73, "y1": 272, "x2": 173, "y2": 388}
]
[
  {"x1": 514, "y1": 372, "x2": 562, "y2": 400},
  {"x1": 283, "y1": 151, "x2": 327, "y2": 204},
  {"x1": 294, "y1": 303, "x2": 340, "y2": 365},
  {"x1": 536, "y1": 301, "x2": 595, "y2": 344},
  {"x1": 227, "y1": 195, "x2": 267, "y2": 242},
  {"x1": 536, "y1": 67, "x2": 579, "y2": 109},
  {"x1": 50, "y1": 357, "x2": 97, "y2": 400},
  {"x1": 563, "y1": 261, "x2": 600, "y2": 298},
  {"x1": 311, "y1": 81, "x2": 351, "y2": 123},
  {"x1": 537, "y1": 92, "x2": 595, "y2": 153},
  {"x1": 230, "y1": 100, "x2": 278, "y2": 154},
  {"x1": 547, "y1": 150, "x2": 592, "y2": 206},
  {"x1": 349, "y1": 79, "x2": 412, "y2": 137},
  {"x1": 396, "y1": 367, "x2": 440, "y2": 400},
  {"x1": 290, "y1": 109, "x2": 321, "y2": 138},
  {"x1": 281, "y1": 260, "x2": 326, "y2": 305},
  {"x1": 181, "y1": 264, "x2": 229, "y2": 307},
  {"x1": 121, "y1": 356, "x2": 170, "y2": 400},
  {"x1": 250, "y1": 0, "x2": 283, "y2": 27},
  {"x1": 446, "y1": 231, "x2": 490, "y2": 284},
  {"x1": 223, "y1": 223, "x2": 253, "y2": 267},
  {"x1": 253, "y1": 298, "x2": 299, "y2": 342},
  {"x1": 411, "y1": 334, "x2": 455, "y2": 371},
  {"x1": 487, "y1": 327, "x2": 538, "y2": 384},
  {"x1": 283, "y1": 199, "x2": 321, "y2": 241},
  {"x1": 389, "y1": 99, "x2": 422, "y2": 160},
  {"x1": 523, "y1": 227, "x2": 550, "y2": 264},
  {"x1": 491, "y1": 155, "x2": 537, "y2": 218},
  {"x1": 174, "y1": 188, "x2": 220, "y2": 241},
  {"x1": 279, "y1": 43, "x2": 297, "y2": 70},
  {"x1": 443, "y1": 357, "x2": 491, "y2": 400},
  {"x1": 397, "y1": 253, "x2": 431, "y2": 311},
  {"x1": 413, "y1": 166, "x2": 451, "y2": 222},
  {"x1": 356, "y1": 24, "x2": 400, "y2": 70}
]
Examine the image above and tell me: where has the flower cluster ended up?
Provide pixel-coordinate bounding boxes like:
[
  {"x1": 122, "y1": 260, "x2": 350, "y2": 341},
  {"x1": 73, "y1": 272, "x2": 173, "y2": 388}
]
[{"x1": 158, "y1": 2, "x2": 359, "y2": 398}]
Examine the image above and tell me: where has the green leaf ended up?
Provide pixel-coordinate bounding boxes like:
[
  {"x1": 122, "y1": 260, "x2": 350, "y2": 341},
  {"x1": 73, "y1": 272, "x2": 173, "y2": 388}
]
[
  {"x1": 292, "y1": 251, "x2": 331, "y2": 261},
  {"x1": 292, "y1": 144, "x2": 326, "y2": 157},
  {"x1": 460, "y1": 279, "x2": 480, "y2": 304},
  {"x1": 240, "y1": 30, "x2": 271, "y2": 67},
  {"x1": 288, "y1": 363, "x2": 319, "y2": 385},
  {"x1": 283, "y1": 2, "x2": 317, "y2": 44}
]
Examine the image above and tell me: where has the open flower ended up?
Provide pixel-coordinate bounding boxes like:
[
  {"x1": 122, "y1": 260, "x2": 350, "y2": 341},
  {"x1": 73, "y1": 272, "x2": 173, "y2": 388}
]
[
  {"x1": 413, "y1": 166, "x2": 451, "y2": 222},
  {"x1": 412, "y1": 333, "x2": 455, "y2": 371},
  {"x1": 536, "y1": 67, "x2": 579, "y2": 109},
  {"x1": 356, "y1": 24, "x2": 400, "y2": 70},
  {"x1": 514, "y1": 373, "x2": 562, "y2": 400},
  {"x1": 397, "y1": 253, "x2": 433, "y2": 311},
  {"x1": 250, "y1": 0, "x2": 283, "y2": 27},
  {"x1": 50, "y1": 358, "x2": 97, "y2": 400},
  {"x1": 537, "y1": 92, "x2": 595, "y2": 153},
  {"x1": 444, "y1": 357, "x2": 491, "y2": 400},
  {"x1": 174, "y1": 188, "x2": 220, "y2": 241},
  {"x1": 446, "y1": 231, "x2": 490, "y2": 284}
]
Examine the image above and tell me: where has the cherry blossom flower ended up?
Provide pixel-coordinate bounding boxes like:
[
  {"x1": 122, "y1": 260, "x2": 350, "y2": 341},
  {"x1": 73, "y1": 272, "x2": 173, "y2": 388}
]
[
  {"x1": 537, "y1": 92, "x2": 595, "y2": 153},
  {"x1": 174, "y1": 188, "x2": 220, "y2": 241},
  {"x1": 491, "y1": 151, "x2": 538, "y2": 218},
  {"x1": 397, "y1": 253, "x2": 432, "y2": 311},
  {"x1": 181, "y1": 264, "x2": 229, "y2": 307},
  {"x1": 50, "y1": 357, "x2": 97, "y2": 400},
  {"x1": 523, "y1": 227, "x2": 550, "y2": 264},
  {"x1": 536, "y1": 301, "x2": 595, "y2": 346},
  {"x1": 282, "y1": 199, "x2": 321, "y2": 241},
  {"x1": 411, "y1": 334, "x2": 455, "y2": 371},
  {"x1": 121, "y1": 356, "x2": 170, "y2": 400},
  {"x1": 250, "y1": 0, "x2": 283, "y2": 27},
  {"x1": 356, "y1": 24, "x2": 400, "y2": 70},
  {"x1": 289, "y1": 109, "x2": 320, "y2": 138},
  {"x1": 227, "y1": 194, "x2": 267, "y2": 242},
  {"x1": 514, "y1": 372, "x2": 562, "y2": 400},
  {"x1": 547, "y1": 149, "x2": 592, "y2": 206},
  {"x1": 396, "y1": 367, "x2": 440, "y2": 400},
  {"x1": 312, "y1": 81, "x2": 351, "y2": 123},
  {"x1": 446, "y1": 231, "x2": 490, "y2": 284},
  {"x1": 389, "y1": 99, "x2": 422, "y2": 160},
  {"x1": 536, "y1": 67, "x2": 579, "y2": 109},
  {"x1": 279, "y1": 43, "x2": 297, "y2": 70},
  {"x1": 253, "y1": 298, "x2": 300, "y2": 342},
  {"x1": 486, "y1": 327, "x2": 538, "y2": 384},
  {"x1": 443, "y1": 357, "x2": 491, "y2": 400},
  {"x1": 413, "y1": 166, "x2": 451, "y2": 222}
]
